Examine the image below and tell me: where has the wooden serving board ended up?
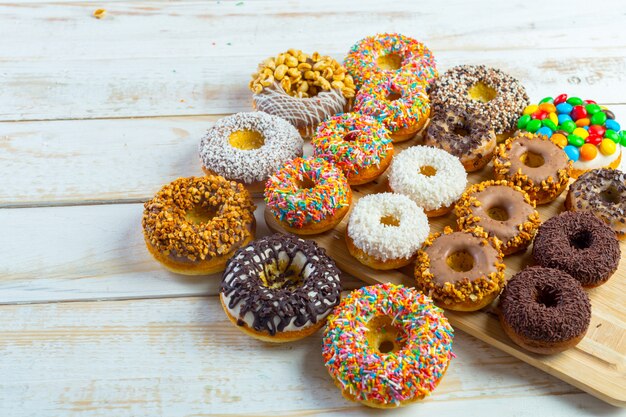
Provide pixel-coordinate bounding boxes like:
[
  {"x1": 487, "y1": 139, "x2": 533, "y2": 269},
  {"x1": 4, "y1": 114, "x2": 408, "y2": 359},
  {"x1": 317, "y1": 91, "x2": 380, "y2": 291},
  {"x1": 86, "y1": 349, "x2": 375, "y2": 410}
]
[{"x1": 265, "y1": 133, "x2": 626, "y2": 407}]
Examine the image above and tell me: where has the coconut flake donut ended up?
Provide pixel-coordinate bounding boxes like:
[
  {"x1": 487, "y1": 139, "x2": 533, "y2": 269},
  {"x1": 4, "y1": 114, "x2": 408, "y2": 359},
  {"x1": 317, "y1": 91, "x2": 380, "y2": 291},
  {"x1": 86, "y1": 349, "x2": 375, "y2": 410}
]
[
  {"x1": 322, "y1": 283, "x2": 454, "y2": 408},
  {"x1": 346, "y1": 193, "x2": 429, "y2": 270},
  {"x1": 312, "y1": 112, "x2": 393, "y2": 185},
  {"x1": 354, "y1": 72, "x2": 430, "y2": 142},
  {"x1": 344, "y1": 33, "x2": 437, "y2": 89},
  {"x1": 199, "y1": 112, "x2": 303, "y2": 194},
  {"x1": 142, "y1": 175, "x2": 256, "y2": 275},
  {"x1": 388, "y1": 146, "x2": 467, "y2": 217},
  {"x1": 265, "y1": 157, "x2": 352, "y2": 235},
  {"x1": 220, "y1": 233, "x2": 341, "y2": 342},
  {"x1": 429, "y1": 65, "x2": 529, "y2": 142}
]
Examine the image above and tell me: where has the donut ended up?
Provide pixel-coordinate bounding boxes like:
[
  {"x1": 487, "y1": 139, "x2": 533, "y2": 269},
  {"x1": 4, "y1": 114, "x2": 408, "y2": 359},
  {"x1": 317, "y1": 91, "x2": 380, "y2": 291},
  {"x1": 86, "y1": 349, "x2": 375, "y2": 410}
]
[
  {"x1": 516, "y1": 94, "x2": 624, "y2": 178},
  {"x1": 142, "y1": 176, "x2": 256, "y2": 275},
  {"x1": 387, "y1": 145, "x2": 467, "y2": 217},
  {"x1": 344, "y1": 33, "x2": 437, "y2": 90},
  {"x1": 345, "y1": 193, "x2": 429, "y2": 270},
  {"x1": 220, "y1": 233, "x2": 341, "y2": 342},
  {"x1": 454, "y1": 180, "x2": 541, "y2": 256},
  {"x1": 532, "y1": 211, "x2": 621, "y2": 288},
  {"x1": 498, "y1": 266, "x2": 591, "y2": 355},
  {"x1": 429, "y1": 65, "x2": 530, "y2": 142},
  {"x1": 425, "y1": 105, "x2": 497, "y2": 172},
  {"x1": 250, "y1": 49, "x2": 355, "y2": 138},
  {"x1": 353, "y1": 72, "x2": 430, "y2": 142},
  {"x1": 414, "y1": 227, "x2": 505, "y2": 311},
  {"x1": 565, "y1": 168, "x2": 626, "y2": 239},
  {"x1": 494, "y1": 132, "x2": 571, "y2": 204},
  {"x1": 322, "y1": 283, "x2": 454, "y2": 408},
  {"x1": 312, "y1": 112, "x2": 393, "y2": 185},
  {"x1": 265, "y1": 157, "x2": 352, "y2": 235},
  {"x1": 199, "y1": 112, "x2": 303, "y2": 194}
]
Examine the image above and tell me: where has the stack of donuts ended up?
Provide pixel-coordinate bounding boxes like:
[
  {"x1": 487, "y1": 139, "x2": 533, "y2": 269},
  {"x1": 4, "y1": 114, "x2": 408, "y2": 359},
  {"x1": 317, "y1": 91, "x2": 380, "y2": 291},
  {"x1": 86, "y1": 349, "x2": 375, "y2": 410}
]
[{"x1": 139, "y1": 33, "x2": 624, "y2": 409}]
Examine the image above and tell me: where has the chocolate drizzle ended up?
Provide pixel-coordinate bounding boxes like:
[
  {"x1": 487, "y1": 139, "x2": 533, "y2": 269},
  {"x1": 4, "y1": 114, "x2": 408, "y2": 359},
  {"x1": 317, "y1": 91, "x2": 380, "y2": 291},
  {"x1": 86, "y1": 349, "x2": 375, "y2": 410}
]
[
  {"x1": 220, "y1": 233, "x2": 341, "y2": 335},
  {"x1": 499, "y1": 266, "x2": 591, "y2": 343}
]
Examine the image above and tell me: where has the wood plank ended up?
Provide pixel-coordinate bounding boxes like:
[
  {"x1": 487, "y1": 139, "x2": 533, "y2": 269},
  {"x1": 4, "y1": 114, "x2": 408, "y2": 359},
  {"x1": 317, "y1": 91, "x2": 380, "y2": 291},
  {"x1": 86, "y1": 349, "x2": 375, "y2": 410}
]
[{"x1": 0, "y1": 295, "x2": 620, "y2": 416}]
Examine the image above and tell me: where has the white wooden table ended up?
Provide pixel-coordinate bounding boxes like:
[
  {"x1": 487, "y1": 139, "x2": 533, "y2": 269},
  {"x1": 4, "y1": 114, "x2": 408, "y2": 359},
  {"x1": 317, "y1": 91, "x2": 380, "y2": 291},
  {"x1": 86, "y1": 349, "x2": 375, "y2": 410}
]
[{"x1": 1, "y1": 1, "x2": 625, "y2": 416}]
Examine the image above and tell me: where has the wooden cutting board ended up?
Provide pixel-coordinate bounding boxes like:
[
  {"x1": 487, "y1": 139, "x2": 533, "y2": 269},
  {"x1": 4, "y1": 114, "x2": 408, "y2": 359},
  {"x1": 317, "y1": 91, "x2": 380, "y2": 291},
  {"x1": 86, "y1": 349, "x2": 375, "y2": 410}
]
[{"x1": 265, "y1": 133, "x2": 626, "y2": 407}]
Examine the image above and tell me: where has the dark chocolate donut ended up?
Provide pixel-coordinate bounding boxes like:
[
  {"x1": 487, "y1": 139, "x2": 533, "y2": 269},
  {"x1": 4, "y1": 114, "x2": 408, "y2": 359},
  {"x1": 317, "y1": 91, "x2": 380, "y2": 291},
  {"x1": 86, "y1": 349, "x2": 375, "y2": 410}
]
[
  {"x1": 498, "y1": 266, "x2": 591, "y2": 354},
  {"x1": 220, "y1": 233, "x2": 341, "y2": 336},
  {"x1": 532, "y1": 211, "x2": 620, "y2": 287}
]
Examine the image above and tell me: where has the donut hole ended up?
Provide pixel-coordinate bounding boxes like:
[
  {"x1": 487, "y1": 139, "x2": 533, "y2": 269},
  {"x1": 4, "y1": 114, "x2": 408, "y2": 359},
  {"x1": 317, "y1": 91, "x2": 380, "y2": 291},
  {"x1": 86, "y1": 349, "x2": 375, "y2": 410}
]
[
  {"x1": 379, "y1": 214, "x2": 400, "y2": 227},
  {"x1": 535, "y1": 285, "x2": 560, "y2": 308},
  {"x1": 386, "y1": 89, "x2": 402, "y2": 102},
  {"x1": 486, "y1": 206, "x2": 510, "y2": 221},
  {"x1": 446, "y1": 250, "x2": 475, "y2": 272},
  {"x1": 365, "y1": 315, "x2": 407, "y2": 355},
  {"x1": 295, "y1": 175, "x2": 316, "y2": 191},
  {"x1": 343, "y1": 130, "x2": 360, "y2": 142},
  {"x1": 600, "y1": 186, "x2": 620, "y2": 205},
  {"x1": 228, "y1": 129, "x2": 265, "y2": 150},
  {"x1": 419, "y1": 165, "x2": 437, "y2": 177},
  {"x1": 452, "y1": 126, "x2": 470, "y2": 136},
  {"x1": 259, "y1": 258, "x2": 303, "y2": 290},
  {"x1": 376, "y1": 53, "x2": 402, "y2": 71},
  {"x1": 569, "y1": 230, "x2": 593, "y2": 250},
  {"x1": 520, "y1": 151, "x2": 545, "y2": 168},
  {"x1": 185, "y1": 203, "x2": 218, "y2": 225},
  {"x1": 467, "y1": 81, "x2": 497, "y2": 103}
]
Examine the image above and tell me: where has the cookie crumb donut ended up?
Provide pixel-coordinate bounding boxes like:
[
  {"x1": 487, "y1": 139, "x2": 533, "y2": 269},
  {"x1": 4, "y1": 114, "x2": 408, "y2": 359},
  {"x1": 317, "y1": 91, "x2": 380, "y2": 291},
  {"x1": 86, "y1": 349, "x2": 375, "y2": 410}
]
[
  {"x1": 220, "y1": 233, "x2": 341, "y2": 342},
  {"x1": 415, "y1": 227, "x2": 505, "y2": 311},
  {"x1": 346, "y1": 193, "x2": 429, "y2": 270},
  {"x1": 199, "y1": 112, "x2": 303, "y2": 194},
  {"x1": 344, "y1": 33, "x2": 437, "y2": 89},
  {"x1": 265, "y1": 157, "x2": 351, "y2": 235},
  {"x1": 565, "y1": 168, "x2": 626, "y2": 239},
  {"x1": 498, "y1": 266, "x2": 591, "y2": 355},
  {"x1": 455, "y1": 180, "x2": 540, "y2": 255},
  {"x1": 532, "y1": 211, "x2": 620, "y2": 288},
  {"x1": 388, "y1": 146, "x2": 467, "y2": 217},
  {"x1": 353, "y1": 72, "x2": 430, "y2": 142},
  {"x1": 322, "y1": 283, "x2": 454, "y2": 408},
  {"x1": 429, "y1": 65, "x2": 529, "y2": 142},
  {"x1": 494, "y1": 132, "x2": 571, "y2": 204},
  {"x1": 425, "y1": 105, "x2": 497, "y2": 171},
  {"x1": 312, "y1": 112, "x2": 393, "y2": 185},
  {"x1": 250, "y1": 49, "x2": 355, "y2": 138},
  {"x1": 142, "y1": 176, "x2": 256, "y2": 275}
]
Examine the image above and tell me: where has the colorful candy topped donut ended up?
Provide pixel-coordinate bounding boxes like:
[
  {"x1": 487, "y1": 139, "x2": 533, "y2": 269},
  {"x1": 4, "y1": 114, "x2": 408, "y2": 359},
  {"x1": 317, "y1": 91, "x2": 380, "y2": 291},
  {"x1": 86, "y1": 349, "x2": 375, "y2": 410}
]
[
  {"x1": 517, "y1": 94, "x2": 624, "y2": 178},
  {"x1": 344, "y1": 33, "x2": 437, "y2": 89}
]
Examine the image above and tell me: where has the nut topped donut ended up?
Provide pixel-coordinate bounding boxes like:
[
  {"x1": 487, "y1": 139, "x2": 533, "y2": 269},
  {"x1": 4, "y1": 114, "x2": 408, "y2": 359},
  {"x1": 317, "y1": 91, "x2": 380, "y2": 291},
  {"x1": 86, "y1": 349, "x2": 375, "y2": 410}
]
[
  {"x1": 312, "y1": 112, "x2": 393, "y2": 185},
  {"x1": 322, "y1": 283, "x2": 454, "y2": 408},
  {"x1": 344, "y1": 33, "x2": 437, "y2": 89},
  {"x1": 220, "y1": 233, "x2": 342, "y2": 342},
  {"x1": 353, "y1": 72, "x2": 430, "y2": 142},
  {"x1": 199, "y1": 112, "x2": 304, "y2": 194},
  {"x1": 142, "y1": 175, "x2": 256, "y2": 275},
  {"x1": 455, "y1": 180, "x2": 540, "y2": 255},
  {"x1": 425, "y1": 106, "x2": 497, "y2": 172},
  {"x1": 566, "y1": 168, "x2": 626, "y2": 239},
  {"x1": 429, "y1": 65, "x2": 530, "y2": 142},
  {"x1": 494, "y1": 132, "x2": 571, "y2": 204}
]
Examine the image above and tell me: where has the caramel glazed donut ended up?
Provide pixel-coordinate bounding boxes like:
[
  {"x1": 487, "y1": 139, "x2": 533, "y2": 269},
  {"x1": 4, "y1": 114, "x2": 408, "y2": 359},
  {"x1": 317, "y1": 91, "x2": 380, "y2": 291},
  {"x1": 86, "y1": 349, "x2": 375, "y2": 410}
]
[{"x1": 220, "y1": 233, "x2": 342, "y2": 342}]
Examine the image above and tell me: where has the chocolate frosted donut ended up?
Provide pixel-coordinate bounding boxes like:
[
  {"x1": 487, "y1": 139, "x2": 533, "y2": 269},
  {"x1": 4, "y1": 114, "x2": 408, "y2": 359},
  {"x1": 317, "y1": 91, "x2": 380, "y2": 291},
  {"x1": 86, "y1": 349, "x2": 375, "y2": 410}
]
[
  {"x1": 220, "y1": 233, "x2": 342, "y2": 342},
  {"x1": 532, "y1": 211, "x2": 621, "y2": 287},
  {"x1": 498, "y1": 266, "x2": 591, "y2": 354},
  {"x1": 425, "y1": 106, "x2": 496, "y2": 172}
]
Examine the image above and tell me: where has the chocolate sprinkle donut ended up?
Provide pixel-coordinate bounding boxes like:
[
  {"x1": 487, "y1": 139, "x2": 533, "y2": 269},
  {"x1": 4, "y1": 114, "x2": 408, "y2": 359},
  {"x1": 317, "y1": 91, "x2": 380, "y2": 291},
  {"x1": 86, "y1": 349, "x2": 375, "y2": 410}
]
[
  {"x1": 532, "y1": 211, "x2": 621, "y2": 287},
  {"x1": 499, "y1": 266, "x2": 591, "y2": 344},
  {"x1": 220, "y1": 233, "x2": 342, "y2": 336}
]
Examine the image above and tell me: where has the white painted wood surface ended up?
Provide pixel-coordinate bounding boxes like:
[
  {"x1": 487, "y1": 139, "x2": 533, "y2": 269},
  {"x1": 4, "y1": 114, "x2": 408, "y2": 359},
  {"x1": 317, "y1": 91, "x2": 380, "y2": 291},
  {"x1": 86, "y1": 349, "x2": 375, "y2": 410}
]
[{"x1": 0, "y1": 1, "x2": 625, "y2": 415}]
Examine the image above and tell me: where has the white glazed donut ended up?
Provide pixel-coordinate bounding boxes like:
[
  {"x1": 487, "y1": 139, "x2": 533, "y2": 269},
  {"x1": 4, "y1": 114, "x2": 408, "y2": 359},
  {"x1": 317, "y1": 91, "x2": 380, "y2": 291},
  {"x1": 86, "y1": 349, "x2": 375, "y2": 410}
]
[
  {"x1": 346, "y1": 193, "x2": 429, "y2": 269},
  {"x1": 199, "y1": 112, "x2": 303, "y2": 193},
  {"x1": 388, "y1": 146, "x2": 467, "y2": 216}
]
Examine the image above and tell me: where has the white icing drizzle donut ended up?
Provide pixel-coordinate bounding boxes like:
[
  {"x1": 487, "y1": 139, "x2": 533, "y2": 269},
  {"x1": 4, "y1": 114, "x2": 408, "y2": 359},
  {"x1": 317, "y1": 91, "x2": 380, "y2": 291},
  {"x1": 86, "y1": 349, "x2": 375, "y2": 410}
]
[
  {"x1": 199, "y1": 111, "x2": 303, "y2": 185},
  {"x1": 388, "y1": 146, "x2": 467, "y2": 212},
  {"x1": 347, "y1": 193, "x2": 429, "y2": 261}
]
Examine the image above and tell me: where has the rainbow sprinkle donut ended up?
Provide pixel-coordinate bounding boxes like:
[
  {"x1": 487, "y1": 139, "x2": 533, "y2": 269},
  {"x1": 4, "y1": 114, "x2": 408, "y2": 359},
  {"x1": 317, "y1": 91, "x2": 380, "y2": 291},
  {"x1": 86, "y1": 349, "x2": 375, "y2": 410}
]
[
  {"x1": 344, "y1": 33, "x2": 437, "y2": 89},
  {"x1": 312, "y1": 112, "x2": 393, "y2": 185},
  {"x1": 517, "y1": 94, "x2": 624, "y2": 178},
  {"x1": 322, "y1": 283, "x2": 454, "y2": 408},
  {"x1": 354, "y1": 72, "x2": 430, "y2": 142},
  {"x1": 265, "y1": 157, "x2": 351, "y2": 235}
]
